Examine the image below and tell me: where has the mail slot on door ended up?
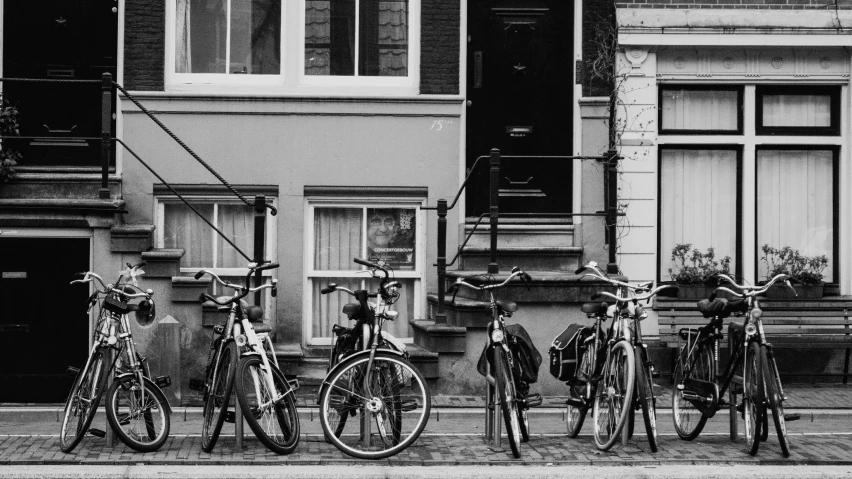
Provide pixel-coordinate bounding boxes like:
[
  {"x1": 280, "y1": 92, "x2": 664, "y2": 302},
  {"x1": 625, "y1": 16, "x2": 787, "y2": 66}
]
[
  {"x1": 506, "y1": 126, "x2": 533, "y2": 138},
  {"x1": 0, "y1": 324, "x2": 29, "y2": 333}
]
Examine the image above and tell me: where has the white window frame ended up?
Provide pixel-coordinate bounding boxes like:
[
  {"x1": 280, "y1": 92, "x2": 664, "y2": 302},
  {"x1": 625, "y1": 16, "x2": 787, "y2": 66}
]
[
  {"x1": 303, "y1": 197, "x2": 425, "y2": 345},
  {"x1": 164, "y1": 0, "x2": 288, "y2": 88},
  {"x1": 155, "y1": 195, "x2": 279, "y2": 317}
]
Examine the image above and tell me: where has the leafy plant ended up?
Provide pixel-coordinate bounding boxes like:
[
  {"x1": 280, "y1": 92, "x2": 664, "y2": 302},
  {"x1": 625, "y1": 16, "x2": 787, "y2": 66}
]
[
  {"x1": 0, "y1": 97, "x2": 21, "y2": 182},
  {"x1": 760, "y1": 245, "x2": 828, "y2": 285},
  {"x1": 669, "y1": 243, "x2": 732, "y2": 284}
]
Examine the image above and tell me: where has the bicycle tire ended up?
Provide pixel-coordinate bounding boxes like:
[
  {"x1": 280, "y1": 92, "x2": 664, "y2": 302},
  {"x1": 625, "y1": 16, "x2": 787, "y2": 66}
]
[
  {"x1": 743, "y1": 341, "x2": 763, "y2": 456},
  {"x1": 635, "y1": 345, "x2": 658, "y2": 452},
  {"x1": 593, "y1": 341, "x2": 635, "y2": 451},
  {"x1": 319, "y1": 351, "x2": 430, "y2": 459},
  {"x1": 105, "y1": 375, "x2": 170, "y2": 452},
  {"x1": 494, "y1": 346, "x2": 521, "y2": 458},
  {"x1": 59, "y1": 348, "x2": 110, "y2": 453},
  {"x1": 566, "y1": 346, "x2": 595, "y2": 438},
  {"x1": 761, "y1": 346, "x2": 790, "y2": 457},
  {"x1": 671, "y1": 341, "x2": 713, "y2": 441},
  {"x1": 234, "y1": 355, "x2": 300, "y2": 454},
  {"x1": 517, "y1": 407, "x2": 530, "y2": 443},
  {"x1": 201, "y1": 340, "x2": 237, "y2": 452}
]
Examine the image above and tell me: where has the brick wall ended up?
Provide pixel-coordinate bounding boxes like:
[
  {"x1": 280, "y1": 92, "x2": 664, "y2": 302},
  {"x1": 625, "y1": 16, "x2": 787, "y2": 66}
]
[
  {"x1": 420, "y1": 0, "x2": 460, "y2": 95},
  {"x1": 124, "y1": 0, "x2": 165, "y2": 91},
  {"x1": 617, "y1": 0, "x2": 852, "y2": 9}
]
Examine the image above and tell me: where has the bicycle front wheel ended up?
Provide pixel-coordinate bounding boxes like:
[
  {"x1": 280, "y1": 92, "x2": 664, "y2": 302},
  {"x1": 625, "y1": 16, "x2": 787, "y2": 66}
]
[
  {"x1": 319, "y1": 351, "x2": 430, "y2": 460},
  {"x1": 743, "y1": 341, "x2": 763, "y2": 456},
  {"x1": 635, "y1": 345, "x2": 657, "y2": 452},
  {"x1": 672, "y1": 341, "x2": 713, "y2": 441},
  {"x1": 761, "y1": 346, "x2": 790, "y2": 457},
  {"x1": 494, "y1": 347, "x2": 521, "y2": 458},
  {"x1": 593, "y1": 341, "x2": 635, "y2": 451},
  {"x1": 234, "y1": 356, "x2": 300, "y2": 454},
  {"x1": 59, "y1": 348, "x2": 110, "y2": 453},
  {"x1": 201, "y1": 340, "x2": 237, "y2": 452},
  {"x1": 105, "y1": 375, "x2": 170, "y2": 452}
]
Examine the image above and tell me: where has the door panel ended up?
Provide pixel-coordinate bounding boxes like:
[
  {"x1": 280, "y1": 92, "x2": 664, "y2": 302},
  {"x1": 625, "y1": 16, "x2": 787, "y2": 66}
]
[
  {"x1": 466, "y1": 1, "x2": 573, "y2": 217},
  {"x1": 0, "y1": 238, "x2": 89, "y2": 402}
]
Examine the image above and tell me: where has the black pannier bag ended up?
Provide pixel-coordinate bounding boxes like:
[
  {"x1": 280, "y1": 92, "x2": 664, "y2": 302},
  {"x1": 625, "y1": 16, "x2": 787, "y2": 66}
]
[
  {"x1": 549, "y1": 324, "x2": 596, "y2": 381},
  {"x1": 477, "y1": 323, "x2": 543, "y2": 384}
]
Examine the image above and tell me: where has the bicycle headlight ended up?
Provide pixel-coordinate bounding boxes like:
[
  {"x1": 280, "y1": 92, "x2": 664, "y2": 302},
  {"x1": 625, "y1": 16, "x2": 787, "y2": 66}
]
[
  {"x1": 744, "y1": 323, "x2": 757, "y2": 336},
  {"x1": 235, "y1": 334, "x2": 247, "y2": 347},
  {"x1": 491, "y1": 329, "x2": 504, "y2": 343},
  {"x1": 134, "y1": 299, "x2": 156, "y2": 326}
]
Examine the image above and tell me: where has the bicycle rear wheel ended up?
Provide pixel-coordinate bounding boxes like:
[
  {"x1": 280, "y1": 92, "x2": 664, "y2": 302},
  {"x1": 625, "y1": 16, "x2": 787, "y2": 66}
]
[
  {"x1": 105, "y1": 374, "x2": 170, "y2": 452},
  {"x1": 59, "y1": 348, "x2": 110, "y2": 453},
  {"x1": 494, "y1": 347, "x2": 521, "y2": 458},
  {"x1": 635, "y1": 345, "x2": 658, "y2": 452},
  {"x1": 761, "y1": 346, "x2": 790, "y2": 457},
  {"x1": 201, "y1": 340, "x2": 237, "y2": 452},
  {"x1": 566, "y1": 346, "x2": 594, "y2": 438},
  {"x1": 593, "y1": 341, "x2": 635, "y2": 451},
  {"x1": 671, "y1": 341, "x2": 713, "y2": 441},
  {"x1": 743, "y1": 341, "x2": 763, "y2": 456},
  {"x1": 319, "y1": 351, "x2": 430, "y2": 459},
  {"x1": 234, "y1": 356, "x2": 300, "y2": 454}
]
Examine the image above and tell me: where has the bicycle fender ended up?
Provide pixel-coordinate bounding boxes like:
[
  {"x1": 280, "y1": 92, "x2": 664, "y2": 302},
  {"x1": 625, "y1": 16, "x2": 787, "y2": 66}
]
[
  {"x1": 316, "y1": 348, "x2": 407, "y2": 404},
  {"x1": 114, "y1": 373, "x2": 173, "y2": 415}
]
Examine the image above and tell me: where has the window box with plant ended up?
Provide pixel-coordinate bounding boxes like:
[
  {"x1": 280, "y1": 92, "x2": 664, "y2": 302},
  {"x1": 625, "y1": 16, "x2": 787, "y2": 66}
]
[
  {"x1": 760, "y1": 245, "x2": 828, "y2": 299},
  {"x1": 668, "y1": 243, "x2": 733, "y2": 300}
]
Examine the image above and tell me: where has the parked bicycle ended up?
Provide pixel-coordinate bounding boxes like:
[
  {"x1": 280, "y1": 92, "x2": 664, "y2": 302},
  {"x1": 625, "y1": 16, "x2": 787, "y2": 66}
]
[
  {"x1": 569, "y1": 261, "x2": 676, "y2": 451},
  {"x1": 191, "y1": 262, "x2": 300, "y2": 455},
  {"x1": 451, "y1": 267, "x2": 542, "y2": 459},
  {"x1": 672, "y1": 273, "x2": 799, "y2": 457},
  {"x1": 60, "y1": 263, "x2": 171, "y2": 453},
  {"x1": 318, "y1": 257, "x2": 431, "y2": 459}
]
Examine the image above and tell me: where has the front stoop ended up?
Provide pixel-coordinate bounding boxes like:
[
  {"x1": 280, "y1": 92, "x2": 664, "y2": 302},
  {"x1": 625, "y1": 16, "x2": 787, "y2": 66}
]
[
  {"x1": 141, "y1": 248, "x2": 185, "y2": 277},
  {"x1": 410, "y1": 320, "x2": 466, "y2": 353},
  {"x1": 171, "y1": 276, "x2": 213, "y2": 302},
  {"x1": 459, "y1": 246, "x2": 584, "y2": 272},
  {"x1": 111, "y1": 224, "x2": 155, "y2": 252}
]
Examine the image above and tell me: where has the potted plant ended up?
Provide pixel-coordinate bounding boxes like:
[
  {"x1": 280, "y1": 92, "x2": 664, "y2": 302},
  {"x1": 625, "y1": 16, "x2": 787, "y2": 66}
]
[
  {"x1": 668, "y1": 243, "x2": 733, "y2": 300},
  {"x1": 0, "y1": 97, "x2": 21, "y2": 182},
  {"x1": 760, "y1": 245, "x2": 828, "y2": 299}
]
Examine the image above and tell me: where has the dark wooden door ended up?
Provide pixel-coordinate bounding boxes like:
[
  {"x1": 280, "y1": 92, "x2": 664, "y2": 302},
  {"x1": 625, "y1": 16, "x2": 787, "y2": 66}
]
[
  {"x1": 2, "y1": 0, "x2": 117, "y2": 168},
  {"x1": 0, "y1": 238, "x2": 90, "y2": 402},
  {"x1": 466, "y1": 0, "x2": 573, "y2": 217}
]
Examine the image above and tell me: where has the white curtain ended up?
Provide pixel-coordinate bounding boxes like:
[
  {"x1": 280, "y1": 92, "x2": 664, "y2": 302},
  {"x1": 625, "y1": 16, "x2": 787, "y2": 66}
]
[
  {"x1": 217, "y1": 204, "x2": 254, "y2": 268},
  {"x1": 175, "y1": 0, "x2": 192, "y2": 73},
  {"x1": 763, "y1": 95, "x2": 831, "y2": 127},
  {"x1": 163, "y1": 203, "x2": 214, "y2": 268},
  {"x1": 659, "y1": 149, "x2": 738, "y2": 280},
  {"x1": 314, "y1": 208, "x2": 362, "y2": 271},
  {"x1": 661, "y1": 89, "x2": 738, "y2": 131},
  {"x1": 757, "y1": 150, "x2": 833, "y2": 282},
  {"x1": 312, "y1": 277, "x2": 363, "y2": 338}
]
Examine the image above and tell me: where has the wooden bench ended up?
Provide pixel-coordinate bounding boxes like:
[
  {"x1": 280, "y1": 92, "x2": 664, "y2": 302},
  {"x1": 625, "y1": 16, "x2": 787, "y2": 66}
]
[{"x1": 656, "y1": 297, "x2": 852, "y2": 383}]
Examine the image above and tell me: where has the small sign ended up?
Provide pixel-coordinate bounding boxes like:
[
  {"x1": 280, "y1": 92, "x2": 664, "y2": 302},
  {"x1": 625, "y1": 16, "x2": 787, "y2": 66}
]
[{"x1": 2, "y1": 272, "x2": 26, "y2": 279}]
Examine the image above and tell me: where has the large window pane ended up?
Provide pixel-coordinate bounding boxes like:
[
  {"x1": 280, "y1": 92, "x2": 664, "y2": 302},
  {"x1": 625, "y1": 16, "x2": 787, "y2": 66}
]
[
  {"x1": 217, "y1": 204, "x2": 254, "y2": 268},
  {"x1": 314, "y1": 208, "x2": 363, "y2": 270},
  {"x1": 762, "y1": 95, "x2": 831, "y2": 128},
  {"x1": 163, "y1": 203, "x2": 214, "y2": 268},
  {"x1": 229, "y1": 0, "x2": 281, "y2": 74},
  {"x1": 311, "y1": 277, "x2": 365, "y2": 337},
  {"x1": 757, "y1": 149, "x2": 834, "y2": 282},
  {"x1": 659, "y1": 149, "x2": 738, "y2": 280},
  {"x1": 661, "y1": 88, "x2": 739, "y2": 132}
]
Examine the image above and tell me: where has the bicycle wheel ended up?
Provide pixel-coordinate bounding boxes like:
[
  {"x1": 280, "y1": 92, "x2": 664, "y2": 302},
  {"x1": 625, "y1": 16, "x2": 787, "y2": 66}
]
[
  {"x1": 566, "y1": 347, "x2": 594, "y2": 438},
  {"x1": 59, "y1": 348, "x2": 110, "y2": 453},
  {"x1": 105, "y1": 375, "x2": 170, "y2": 452},
  {"x1": 517, "y1": 406, "x2": 530, "y2": 443},
  {"x1": 635, "y1": 345, "x2": 657, "y2": 452},
  {"x1": 201, "y1": 340, "x2": 237, "y2": 452},
  {"x1": 593, "y1": 341, "x2": 635, "y2": 451},
  {"x1": 671, "y1": 341, "x2": 713, "y2": 441},
  {"x1": 761, "y1": 346, "x2": 790, "y2": 457},
  {"x1": 319, "y1": 351, "x2": 430, "y2": 460},
  {"x1": 494, "y1": 346, "x2": 521, "y2": 458},
  {"x1": 234, "y1": 356, "x2": 300, "y2": 454},
  {"x1": 743, "y1": 341, "x2": 763, "y2": 456}
]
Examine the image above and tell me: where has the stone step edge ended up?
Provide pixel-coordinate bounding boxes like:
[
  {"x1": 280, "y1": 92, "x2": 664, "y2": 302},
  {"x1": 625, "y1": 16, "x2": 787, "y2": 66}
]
[{"x1": 459, "y1": 246, "x2": 583, "y2": 255}]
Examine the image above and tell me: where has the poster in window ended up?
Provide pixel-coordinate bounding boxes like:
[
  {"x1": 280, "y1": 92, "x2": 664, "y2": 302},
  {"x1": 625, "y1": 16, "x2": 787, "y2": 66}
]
[{"x1": 366, "y1": 208, "x2": 416, "y2": 270}]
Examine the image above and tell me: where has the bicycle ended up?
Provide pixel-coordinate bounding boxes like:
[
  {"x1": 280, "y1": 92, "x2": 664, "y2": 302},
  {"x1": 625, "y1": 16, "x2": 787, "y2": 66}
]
[
  {"x1": 672, "y1": 273, "x2": 799, "y2": 457},
  {"x1": 318, "y1": 257, "x2": 431, "y2": 460},
  {"x1": 451, "y1": 267, "x2": 542, "y2": 459},
  {"x1": 60, "y1": 263, "x2": 171, "y2": 453},
  {"x1": 191, "y1": 262, "x2": 300, "y2": 455},
  {"x1": 571, "y1": 261, "x2": 677, "y2": 451}
]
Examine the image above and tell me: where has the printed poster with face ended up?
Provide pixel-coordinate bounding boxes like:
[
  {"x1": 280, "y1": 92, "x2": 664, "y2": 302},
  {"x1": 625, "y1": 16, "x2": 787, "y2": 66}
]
[{"x1": 366, "y1": 208, "x2": 416, "y2": 270}]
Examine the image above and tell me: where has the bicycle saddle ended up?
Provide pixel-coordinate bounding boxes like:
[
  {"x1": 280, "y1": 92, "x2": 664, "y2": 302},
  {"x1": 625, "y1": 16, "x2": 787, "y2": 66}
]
[
  {"x1": 581, "y1": 302, "x2": 608, "y2": 315},
  {"x1": 496, "y1": 300, "x2": 517, "y2": 313},
  {"x1": 697, "y1": 298, "x2": 747, "y2": 318},
  {"x1": 342, "y1": 303, "x2": 361, "y2": 316},
  {"x1": 246, "y1": 305, "x2": 264, "y2": 322}
]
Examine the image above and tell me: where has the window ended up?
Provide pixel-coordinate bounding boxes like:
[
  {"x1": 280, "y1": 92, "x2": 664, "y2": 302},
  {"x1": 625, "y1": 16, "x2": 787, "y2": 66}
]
[
  {"x1": 156, "y1": 196, "x2": 278, "y2": 314},
  {"x1": 756, "y1": 86, "x2": 840, "y2": 136},
  {"x1": 306, "y1": 202, "x2": 422, "y2": 345},
  {"x1": 659, "y1": 86, "x2": 742, "y2": 134}
]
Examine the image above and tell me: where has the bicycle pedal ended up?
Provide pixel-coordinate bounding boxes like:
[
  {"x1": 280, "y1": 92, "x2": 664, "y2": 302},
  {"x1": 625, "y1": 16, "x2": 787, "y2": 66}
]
[
  {"x1": 188, "y1": 378, "x2": 205, "y2": 392},
  {"x1": 522, "y1": 393, "x2": 542, "y2": 408},
  {"x1": 66, "y1": 366, "x2": 81, "y2": 378},
  {"x1": 155, "y1": 375, "x2": 171, "y2": 388},
  {"x1": 224, "y1": 411, "x2": 236, "y2": 423},
  {"x1": 287, "y1": 378, "x2": 300, "y2": 391},
  {"x1": 785, "y1": 413, "x2": 801, "y2": 422},
  {"x1": 88, "y1": 428, "x2": 106, "y2": 438}
]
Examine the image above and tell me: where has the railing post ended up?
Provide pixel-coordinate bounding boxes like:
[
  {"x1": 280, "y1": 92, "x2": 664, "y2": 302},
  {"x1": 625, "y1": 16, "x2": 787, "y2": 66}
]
[
  {"x1": 435, "y1": 198, "x2": 448, "y2": 324},
  {"x1": 99, "y1": 73, "x2": 112, "y2": 199},
  {"x1": 254, "y1": 195, "x2": 266, "y2": 306},
  {"x1": 605, "y1": 149, "x2": 619, "y2": 275},
  {"x1": 488, "y1": 148, "x2": 500, "y2": 275}
]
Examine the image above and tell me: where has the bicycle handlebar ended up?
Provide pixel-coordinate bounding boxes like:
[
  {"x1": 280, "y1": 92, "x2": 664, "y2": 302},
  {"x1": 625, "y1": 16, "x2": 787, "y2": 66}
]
[
  {"x1": 591, "y1": 284, "x2": 678, "y2": 303},
  {"x1": 710, "y1": 273, "x2": 795, "y2": 300},
  {"x1": 71, "y1": 272, "x2": 153, "y2": 300},
  {"x1": 453, "y1": 270, "x2": 530, "y2": 292}
]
